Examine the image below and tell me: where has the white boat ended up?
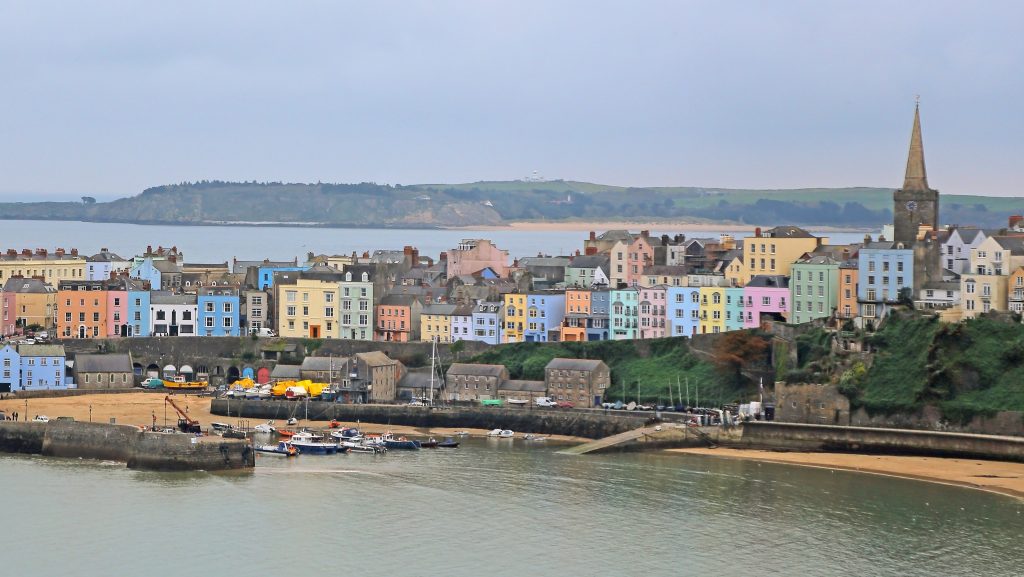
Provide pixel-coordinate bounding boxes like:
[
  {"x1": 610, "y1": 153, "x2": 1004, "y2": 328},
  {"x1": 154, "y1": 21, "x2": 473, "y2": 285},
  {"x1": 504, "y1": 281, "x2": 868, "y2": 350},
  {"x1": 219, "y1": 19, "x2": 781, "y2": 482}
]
[
  {"x1": 507, "y1": 398, "x2": 529, "y2": 405},
  {"x1": 290, "y1": 431, "x2": 341, "y2": 455},
  {"x1": 486, "y1": 429, "x2": 503, "y2": 437},
  {"x1": 257, "y1": 385, "x2": 272, "y2": 400},
  {"x1": 286, "y1": 417, "x2": 298, "y2": 426},
  {"x1": 523, "y1": 434, "x2": 548, "y2": 441},
  {"x1": 255, "y1": 441, "x2": 297, "y2": 457},
  {"x1": 210, "y1": 422, "x2": 233, "y2": 433},
  {"x1": 285, "y1": 386, "x2": 308, "y2": 399},
  {"x1": 452, "y1": 430, "x2": 470, "y2": 437},
  {"x1": 254, "y1": 420, "x2": 276, "y2": 433},
  {"x1": 499, "y1": 429, "x2": 515, "y2": 438},
  {"x1": 341, "y1": 440, "x2": 385, "y2": 454},
  {"x1": 32, "y1": 415, "x2": 49, "y2": 423}
]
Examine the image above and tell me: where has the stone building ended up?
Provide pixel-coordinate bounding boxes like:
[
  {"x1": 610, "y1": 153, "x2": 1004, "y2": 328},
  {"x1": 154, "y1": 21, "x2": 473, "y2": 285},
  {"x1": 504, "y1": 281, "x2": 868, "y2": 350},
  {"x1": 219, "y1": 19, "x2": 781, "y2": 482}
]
[
  {"x1": 495, "y1": 379, "x2": 546, "y2": 403},
  {"x1": 73, "y1": 353, "x2": 135, "y2": 389},
  {"x1": 543, "y1": 358, "x2": 610, "y2": 408},
  {"x1": 445, "y1": 363, "x2": 509, "y2": 401},
  {"x1": 774, "y1": 382, "x2": 850, "y2": 426}
]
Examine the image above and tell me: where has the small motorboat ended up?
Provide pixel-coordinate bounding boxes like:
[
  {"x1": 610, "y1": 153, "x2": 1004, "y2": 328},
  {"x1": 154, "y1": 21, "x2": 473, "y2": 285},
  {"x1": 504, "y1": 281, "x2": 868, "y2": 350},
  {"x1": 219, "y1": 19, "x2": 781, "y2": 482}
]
[
  {"x1": 254, "y1": 420, "x2": 276, "y2": 434},
  {"x1": 278, "y1": 429, "x2": 296, "y2": 438},
  {"x1": 330, "y1": 428, "x2": 363, "y2": 442},
  {"x1": 329, "y1": 419, "x2": 341, "y2": 429},
  {"x1": 341, "y1": 440, "x2": 386, "y2": 454},
  {"x1": 286, "y1": 417, "x2": 298, "y2": 426},
  {"x1": 255, "y1": 441, "x2": 297, "y2": 457},
  {"x1": 223, "y1": 429, "x2": 247, "y2": 440},
  {"x1": 32, "y1": 415, "x2": 50, "y2": 423},
  {"x1": 523, "y1": 434, "x2": 548, "y2": 442},
  {"x1": 486, "y1": 429, "x2": 503, "y2": 437},
  {"x1": 437, "y1": 438, "x2": 460, "y2": 448},
  {"x1": 452, "y1": 430, "x2": 470, "y2": 437},
  {"x1": 210, "y1": 422, "x2": 233, "y2": 433},
  {"x1": 507, "y1": 398, "x2": 529, "y2": 405},
  {"x1": 289, "y1": 432, "x2": 342, "y2": 455},
  {"x1": 419, "y1": 437, "x2": 439, "y2": 448},
  {"x1": 382, "y1": 432, "x2": 420, "y2": 450},
  {"x1": 499, "y1": 430, "x2": 514, "y2": 439}
]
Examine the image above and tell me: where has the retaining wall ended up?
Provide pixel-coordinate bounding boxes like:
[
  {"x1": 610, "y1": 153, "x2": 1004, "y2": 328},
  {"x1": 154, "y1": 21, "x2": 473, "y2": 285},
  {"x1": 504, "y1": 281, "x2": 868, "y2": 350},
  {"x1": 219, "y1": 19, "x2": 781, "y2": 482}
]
[
  {"x1": 0, "y1": 421, "x2": 254, "y2": 471},
  {"x1": 739, "y1": 421, "x2": 1024, "y2": 462},
  {"x1": 212, "y1": 399, "x2": 651, "y2": 439}
]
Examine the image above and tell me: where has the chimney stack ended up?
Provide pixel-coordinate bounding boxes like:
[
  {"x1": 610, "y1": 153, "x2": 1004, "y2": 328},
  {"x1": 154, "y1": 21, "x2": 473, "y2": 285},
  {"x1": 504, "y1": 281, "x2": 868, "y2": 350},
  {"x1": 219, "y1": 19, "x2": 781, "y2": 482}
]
[
  {"x1": 755, "y1": 227, "x2": 762, "y2": 237},
  {"x1": 585, "y1": 247, "x2": 598, "y2": 256},
  {"x1": 589, "y1": 231, "x2": 596, "y2": 241}
]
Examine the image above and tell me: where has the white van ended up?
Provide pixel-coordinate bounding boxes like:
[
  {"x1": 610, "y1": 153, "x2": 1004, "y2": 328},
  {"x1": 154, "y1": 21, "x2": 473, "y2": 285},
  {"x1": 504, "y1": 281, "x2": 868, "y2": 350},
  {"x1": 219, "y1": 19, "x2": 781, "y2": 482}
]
[
  {"x1": 534, "y1": 397, "x2": 557, "y2": 407},
  {"x1": 253, "y1": 328, "x2": 276, "y2": 337}
]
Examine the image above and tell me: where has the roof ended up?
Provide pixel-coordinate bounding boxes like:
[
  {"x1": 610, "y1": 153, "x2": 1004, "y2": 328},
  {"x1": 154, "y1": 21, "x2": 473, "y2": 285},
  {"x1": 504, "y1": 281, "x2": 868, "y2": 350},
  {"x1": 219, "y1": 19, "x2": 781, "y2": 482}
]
[
  {"x1": 567, "y1": 255, "x2": 609, "y2": 269},
  {"x1": 763, "y1": 226, "x2": 815, "y2": 238},
  {"x1": 902, "y1": 103, "x2": 929, "y2": 192},
  {"x1": 300, "y1": 356, "x2": 344, "y2": 371},
  {"x1": 993, "y1": 236, "x2": 1024, "y2": 255},
  {"x1": 451, "y1": 304, "x2": 475, "y2": 317},
  {"x1": 545, "y1": 358, "x2": 607, "y2": 372},
  {"x1": 794, "y1": 255, "x2": 839, "y2": 266},
  {"x1": 593, "y1": 230, "x2": 635, "y2": 242},
  {"x1": 151, "y1": 292, "x2": 197, "y2": 305},
  {"x1": 746, "y1": 275, "x2": 789, "y2": 289},
  {"x1": 499, "y1": 379, "x2": 546, "y2": 393},
  {"x1": 473, "y1": 302, "x2": 503, "y2": 314},
  {"x1": 2, "y1": 277, "x2": 54, "y2": 294},
  {"x1": 271, "y1": 364, "x2": 301, "y2": 379},
  {"x1": 643, "y1": 265, "x2": 688, "y2": 276},
  {"x1": 354, "y1": 351, "x2": 397, "y2": 367},
  {"x1": 446, "y1": 363, "x2": 506, "y2": 377},
  {"x1": 422, "y1": 304, "x2": 459, "y2": 316},
  {"x1": 73, "y1": 353, "x2": 132, "y2": 373},
  {"x1": 87, "y1": 250, "x2": 126, "y2": 263},
  {"x1": 519, "y1": 256, "x2": 571, "y2": 268},
  {"x1": 17, "y1": 344, "x2": 65, "y2": 357},
  {"x1": 379, "y1": 294, "x2": 420, "y2": 307},
  {"x1": 397, "y1": 370, "x2": 437, "y2": 390},
  {"x1": 151, "y1": 260, "x2": 182, "y2": 273}
]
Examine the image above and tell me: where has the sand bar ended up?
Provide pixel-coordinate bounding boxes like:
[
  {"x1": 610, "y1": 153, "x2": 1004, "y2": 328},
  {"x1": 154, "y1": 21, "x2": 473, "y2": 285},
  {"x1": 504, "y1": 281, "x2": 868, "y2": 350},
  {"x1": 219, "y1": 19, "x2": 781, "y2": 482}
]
[
  {"x1": 0, "y1": 392, "x2": 585, "y2": 442},
  {"x1": 669, "y1": 447, "x2": 1024, "y2": 499}
]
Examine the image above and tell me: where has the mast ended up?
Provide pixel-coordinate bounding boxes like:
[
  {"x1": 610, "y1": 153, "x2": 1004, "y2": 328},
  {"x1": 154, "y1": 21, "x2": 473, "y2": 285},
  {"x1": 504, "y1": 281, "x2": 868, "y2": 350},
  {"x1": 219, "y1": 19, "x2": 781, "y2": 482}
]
[{"x1": 428, "y1": 336, "x2": 436, "y2": 407}]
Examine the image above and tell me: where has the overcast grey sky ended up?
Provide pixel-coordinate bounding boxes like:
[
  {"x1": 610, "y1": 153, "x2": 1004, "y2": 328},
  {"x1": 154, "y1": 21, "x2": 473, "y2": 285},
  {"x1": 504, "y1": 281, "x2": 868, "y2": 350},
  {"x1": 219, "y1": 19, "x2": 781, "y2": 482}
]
[{"x1": 1, "y1": 1, "x2": 1021, "y2": 199}]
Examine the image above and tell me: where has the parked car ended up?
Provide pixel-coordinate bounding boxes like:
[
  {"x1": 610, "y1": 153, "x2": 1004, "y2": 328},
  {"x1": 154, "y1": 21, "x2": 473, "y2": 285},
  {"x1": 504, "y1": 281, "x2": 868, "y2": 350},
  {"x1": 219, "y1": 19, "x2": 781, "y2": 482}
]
[
  {"x1": 556, "y1": 401, "x2": 575, "y2": 409},
  {"x1": 407, "y1": 399, "x2": 425, "y2": 407},
  {"x1": 252, "y1": 328, "x2": 276, "y2": 337}
]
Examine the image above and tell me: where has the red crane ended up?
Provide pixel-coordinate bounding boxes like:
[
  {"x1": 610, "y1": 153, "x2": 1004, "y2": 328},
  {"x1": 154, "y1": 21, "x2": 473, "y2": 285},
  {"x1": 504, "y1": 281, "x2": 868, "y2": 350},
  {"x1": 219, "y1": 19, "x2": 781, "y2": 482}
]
[{"x1": 164, "y1": 395, "x2": 202, "y2": 434}]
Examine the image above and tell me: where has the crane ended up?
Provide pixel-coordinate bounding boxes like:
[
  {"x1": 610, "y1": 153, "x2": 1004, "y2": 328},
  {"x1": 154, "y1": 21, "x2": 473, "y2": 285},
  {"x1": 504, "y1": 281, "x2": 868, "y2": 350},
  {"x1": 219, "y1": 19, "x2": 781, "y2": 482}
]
[{"x1": 164, "y1": 395, "x2": 201, "y2": 434}]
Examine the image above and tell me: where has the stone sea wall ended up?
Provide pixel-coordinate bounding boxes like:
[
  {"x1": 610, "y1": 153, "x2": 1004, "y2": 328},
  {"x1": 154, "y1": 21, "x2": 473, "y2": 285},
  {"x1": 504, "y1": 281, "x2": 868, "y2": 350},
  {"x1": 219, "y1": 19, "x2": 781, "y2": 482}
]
[
  {"x1": 0, "y1": 421, "x2": 254, "y2": 471},
  {"x1": 212, "y1": 399, "x2": 651, "y2": 439},
  {"x1": 739, "y1": 421, "x2": 1024, "y2": 462}
]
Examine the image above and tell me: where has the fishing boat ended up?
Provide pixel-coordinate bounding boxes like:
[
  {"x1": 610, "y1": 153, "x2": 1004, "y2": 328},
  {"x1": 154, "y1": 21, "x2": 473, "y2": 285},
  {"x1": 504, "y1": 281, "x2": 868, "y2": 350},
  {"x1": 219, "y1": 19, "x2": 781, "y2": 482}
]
[
  {"x1": 162, "y1": 375, "x2": 209, "y2": 390},
  {"x1": 382, "y1": 432, "x2": 420, "y2": 450},
  {"x1": 255, "y1": 441, "x2": 297, "y2": 457},
  {"x1": 437, "y1": 437, "x2": 460, "y2": 448},
  {"x1": 499, "y1": 429, "x2": 514, "y2": 438},
  {"x1": 278, "y1": 429, "x2": 297, "y2": 438},
  {"x1": 341, "y1": 440, "x2": 386, "y2": 454},
  {"x1": 286, "y1": 417, "x2": 298, "y2": 426},
  {"x1": 419, "y1": 437, "x2": 439, "y2": 448},
  {"x1": 254, "y1": 420, "x2": 276, "y2": 434},
  {"x1": 289, "y1": 431, "x2": 343, "y2": 455},
  {"x1": 330, "y1": 428, "x2": 362, "y2": 442}
]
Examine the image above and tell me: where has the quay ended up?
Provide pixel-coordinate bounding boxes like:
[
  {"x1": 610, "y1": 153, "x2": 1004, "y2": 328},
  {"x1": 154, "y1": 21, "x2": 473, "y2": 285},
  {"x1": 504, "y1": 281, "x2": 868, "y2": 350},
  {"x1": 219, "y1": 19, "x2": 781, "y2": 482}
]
[{"x1": 0, "y1": 420, "x2": 254, "y2": 471}]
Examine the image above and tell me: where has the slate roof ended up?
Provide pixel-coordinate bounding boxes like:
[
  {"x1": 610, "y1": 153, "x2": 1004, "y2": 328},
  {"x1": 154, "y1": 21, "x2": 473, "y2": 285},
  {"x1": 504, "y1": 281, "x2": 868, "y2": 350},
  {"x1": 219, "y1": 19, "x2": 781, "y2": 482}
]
[
  {"x1": 1, "y1": 277, "x2": 54, "y2": 294},
  {"x1": 763, "y1": 225, "x2": 816, "y2": 238},
  {"x1": 567, "y1": 255, "x2": 609, "y2": 269},
  {"x1": 746, "y1": 275, "x2": 789, "y2": 289},
  {"x1": 271, "y1": 364, "x2": 301, "y2": 379},
  {"x1": 73, "y1": 353, "x2": 132, "y2": 373},
  {"x1": 17, "y1": 344, "x2": 65, "y2": 357},
  {"x1": 151, "y1": 292, "x2": 197, "y2": 305},
  {"x1": 355, "y1": 351, "x2": 397, "y2": 367},
  {"x1": 545, "y1": 358, "x2": 607, "y2": 372},
  {"x1": 301, "y1": 356, "x2": 344, "y2": 372},
  {"x1": 422, "y1": 304, "x2": 459, "y2": 316},
  {"x1": 446, "y1": 363, "x2": 506, "y2": 377},
  {"x1": 498, "y1": 379, "x2": 546, "y2": 393}
]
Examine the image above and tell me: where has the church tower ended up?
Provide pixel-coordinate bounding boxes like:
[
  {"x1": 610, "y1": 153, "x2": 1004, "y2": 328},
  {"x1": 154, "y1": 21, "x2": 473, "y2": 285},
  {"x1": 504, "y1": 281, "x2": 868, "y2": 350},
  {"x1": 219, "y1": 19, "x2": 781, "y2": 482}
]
[{"x1": 893, "y1": 102, "x2": 939, "y2": 243}]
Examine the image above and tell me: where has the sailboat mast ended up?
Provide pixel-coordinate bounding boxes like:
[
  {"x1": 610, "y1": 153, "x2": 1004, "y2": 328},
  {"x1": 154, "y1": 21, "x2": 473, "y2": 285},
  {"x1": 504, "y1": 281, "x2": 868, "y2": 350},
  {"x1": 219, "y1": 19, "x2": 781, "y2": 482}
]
[{"x1": 428, "y1": 336, "x2": 436, "y2": 407}]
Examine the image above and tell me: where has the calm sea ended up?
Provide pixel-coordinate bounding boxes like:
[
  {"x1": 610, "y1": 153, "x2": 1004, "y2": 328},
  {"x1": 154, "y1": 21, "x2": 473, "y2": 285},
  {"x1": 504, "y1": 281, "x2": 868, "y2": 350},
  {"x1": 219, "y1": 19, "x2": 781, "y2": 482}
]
[
  {"x1": 3, "y1": 439, "x2": 1021, "y2": 577},
  {"x1": 0, "y1": 219, "x2": 873, "y2": 263}
]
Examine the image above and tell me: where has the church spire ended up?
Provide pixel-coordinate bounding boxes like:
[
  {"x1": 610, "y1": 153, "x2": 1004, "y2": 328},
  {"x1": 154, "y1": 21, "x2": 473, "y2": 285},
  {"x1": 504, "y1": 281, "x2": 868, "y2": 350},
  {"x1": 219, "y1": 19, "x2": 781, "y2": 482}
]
[{"x1": 902, "y1": 99, "x2": 929, "y2": 191}]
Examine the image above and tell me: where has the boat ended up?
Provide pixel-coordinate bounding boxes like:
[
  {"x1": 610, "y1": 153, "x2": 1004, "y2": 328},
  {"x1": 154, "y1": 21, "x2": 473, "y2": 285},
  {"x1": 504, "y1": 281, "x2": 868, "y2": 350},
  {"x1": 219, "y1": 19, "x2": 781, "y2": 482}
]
[
  {"x1": 499, "y1": 429, "x2": 514, "y2": 438},
  {"x1": 329, "y1": 419, "x2": 341, "y2": 429},
  {"x1": 341, "y1": 440, "x2": 386, "y2": 454},
  {"x1": 452, "y1": 430, "x2": 470, "y2": 437},
  {"x1": 330, "y1": 428, "x2": 362, "y2": 442},
  {"x1": 223, "y1": 429, "x2": 247, "y2": 439},
  {"x1": 437, "y1": 438, "x2": 460, "y2": 448},
  {"x1": 278, "y1": 429, "x2": 296, "y2": 438},
  {"x1": 419, "y1": 437, "x2": 439, "y2": 448},
  {"x1": 486, "y1": 429, "x2": 503, "y2": 437},
  {"x1": 523, "y1": 434, "x2": 548, "y2": 442},
  {"x1": 255, "y1": 441, "x2": 297, "y2": 457},
  {"x1": 286, "y1": 417, "x2": 298, "y2": 426},
  {"x1": 162, "y1": 375, "x2": 208, "y2": 390},
  {"x1": 507, "y1": 398, "x2": 529, "y2": 405},
  {"x1": 210, "y1": 422, "x2": 233, "y2": 433},
  {"x1": 285, "y1": 386, "x2": 308, "y2": 399},
  {"x1": 32, "y1": 415, "x2": 50, "y2": 423},
  {"x1": 382, "y1": 432, "x2": 420, "y2": 450},
  {"x1": 254, "y1": 420, "x2": 276, "y2": 434},
  {"x1": 289, "y1": 431, "x2": 343, "y2": 455}
]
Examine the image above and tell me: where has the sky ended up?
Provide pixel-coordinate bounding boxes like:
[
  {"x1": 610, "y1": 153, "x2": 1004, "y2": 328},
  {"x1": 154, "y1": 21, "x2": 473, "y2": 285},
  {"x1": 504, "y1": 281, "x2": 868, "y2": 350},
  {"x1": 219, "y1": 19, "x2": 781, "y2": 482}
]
[{"x1": 1, "y1": 1, "x2": 1022, "y2": 200}]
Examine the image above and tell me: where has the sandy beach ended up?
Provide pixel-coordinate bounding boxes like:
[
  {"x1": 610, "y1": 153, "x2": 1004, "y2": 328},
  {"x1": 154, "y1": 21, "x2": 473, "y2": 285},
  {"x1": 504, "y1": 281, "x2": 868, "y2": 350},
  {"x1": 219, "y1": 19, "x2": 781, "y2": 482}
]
[
  {"x1": 448, "y1": 221, "x2": 872, "y2": 233},
  {"x1": 0, "y1": 392, "x2": 584, "y2": 442},
  {"x1": 670, "y1": 447, "x2": 1024, "y2": 499}
]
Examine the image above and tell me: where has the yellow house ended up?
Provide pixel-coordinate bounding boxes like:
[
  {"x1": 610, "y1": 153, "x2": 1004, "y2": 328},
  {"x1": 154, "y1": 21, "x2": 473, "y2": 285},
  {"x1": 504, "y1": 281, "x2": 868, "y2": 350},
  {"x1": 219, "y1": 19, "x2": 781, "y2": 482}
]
[
  {"x1": 503, "y1": 293, "x2": 527, "y2": 343},
  {"x1": 0, "y1": 248, "x2": 87, "y2": 287},
  {"x1": 698, "y1": 286, "x2": 726, "y2": 334},
  {"x1": 959, "y1": 236, "x2": 1024, "y2": 319},
  {"x1": 743, "y1": 226, "x2": 826, "y2": 283},
  {"x1": 723, "y1": 254, "x2": 748, "y2": 287},
  {"x1": 276, "y1": 273, "x2": 342, "y2": 338},
  {"x1": 421, "y1": 304, "x2": 457, "y2": 343},
  {"x1": 1, "y1": 277, "x2": 57, "y2": 335}
]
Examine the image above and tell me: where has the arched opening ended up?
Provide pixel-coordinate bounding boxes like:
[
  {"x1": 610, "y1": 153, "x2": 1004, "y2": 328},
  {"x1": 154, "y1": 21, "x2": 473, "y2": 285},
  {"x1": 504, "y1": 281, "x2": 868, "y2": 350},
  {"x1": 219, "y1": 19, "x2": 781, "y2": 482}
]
[
  {"x1": 179, "y1": 364, "x2": 194, "y2": 379},
  {"x1": 162, "y1": 364, "x2": 177, "y2": 379},
  {"x1": 242, "y1": 366, "x2": 254, "y2": 380},
  {"x1": 227, "y1": 366, "x2": 240, "y2": 384},
  {"x1": 146, "y1": 363, "x2": 160, "y2": 378},
  {"x1": 256, "y1": 367, "x2": 270, "y2": 384},
  {"x1": 132, "y1": 362, "x2": 143, "y2": 376}
]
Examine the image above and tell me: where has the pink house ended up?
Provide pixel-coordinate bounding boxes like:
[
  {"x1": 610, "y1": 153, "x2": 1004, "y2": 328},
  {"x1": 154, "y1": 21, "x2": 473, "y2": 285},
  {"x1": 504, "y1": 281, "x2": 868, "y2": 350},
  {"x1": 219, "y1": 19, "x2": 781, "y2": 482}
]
[
  {"x1": 638, "y1": 285, "x2": 667, "y2": 339},
  {"x1": 106, "y1": 284, "x2": 129, "y2": 337},
  {"x1": 627, "y1": 232, "x2": 656, "y2": 287},
  {"x1": 741, "y1": 275, "x2": 790, "y2": 328},
  {"x1": 446, "y1": 239, "x2": 510, "y2": 279}
]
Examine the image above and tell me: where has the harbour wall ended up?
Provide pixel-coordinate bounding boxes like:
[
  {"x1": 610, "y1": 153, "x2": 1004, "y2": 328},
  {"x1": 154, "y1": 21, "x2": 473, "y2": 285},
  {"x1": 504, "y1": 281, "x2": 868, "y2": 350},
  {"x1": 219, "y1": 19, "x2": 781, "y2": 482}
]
[
  {"x1": 738, "y1": 421, "x2": 1024, "y2": 463},
  {"x1": 0, "y1": 421, "x2": 254, "y2": 471},
  {"x1": 212, "y1": 399, "x2": 652, "y2": 439}
]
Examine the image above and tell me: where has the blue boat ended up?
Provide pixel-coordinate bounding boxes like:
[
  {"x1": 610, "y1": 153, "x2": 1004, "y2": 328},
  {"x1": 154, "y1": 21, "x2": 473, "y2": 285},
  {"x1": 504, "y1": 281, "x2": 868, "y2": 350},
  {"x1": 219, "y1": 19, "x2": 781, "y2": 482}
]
[
  {"x1": 290, "y1": 432, "x2": 346, "y2": 455},
  {"x1": 382, "y1": 432, "x2": 420, "y2": 450},
  {"x1": 254, "y1": 441, "x2": 297, "y2": 457}
]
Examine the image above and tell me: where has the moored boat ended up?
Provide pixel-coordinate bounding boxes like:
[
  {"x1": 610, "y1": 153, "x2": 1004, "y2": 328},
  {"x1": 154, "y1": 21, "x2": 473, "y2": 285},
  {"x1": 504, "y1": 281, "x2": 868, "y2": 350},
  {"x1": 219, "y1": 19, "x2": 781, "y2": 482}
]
[
  {"x1": 255, "y1": 441, "x2": 297, "y2": 457},
  {"x1": 437, "y1": 437, "x2": 460, "y2": 448},
  {"x1": 254, "y1": 420, "x2": 276, "y2": 434},
  {"x1": 499, "y1": 429, "x2": 514, "y2": 438},
  {"x1": 382, "y1": 432, "x2": 420, "y2": 450},
  {"x1": 289, "y1": 432, "x2": 342, "y2": 455},
  {"x1": 341, "y1": 440, "x2": 386, "y2": 454},
  {"x1": 210, "y1": 422, "x2": 233, "y2": 433},
  {"x1": 523, "y1": 434, "x2": 548, "y2": 441},
  {"x1": 486, "y1": 429, "x2": 503, "y2": 437},
  {"x1": 419, "y1": 437, "x2": 439, "y2": 448}
]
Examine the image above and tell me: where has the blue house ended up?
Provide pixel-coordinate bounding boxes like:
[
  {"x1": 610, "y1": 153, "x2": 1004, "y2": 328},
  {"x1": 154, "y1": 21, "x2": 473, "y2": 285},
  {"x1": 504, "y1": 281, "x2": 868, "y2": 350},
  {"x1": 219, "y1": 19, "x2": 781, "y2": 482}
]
[
  {"x1": 17, "y1": 344, "x2": 66, "y2": 391},
  {"x1": 666, "y1": 286, "x2": 701, "y2": 337},
  {"x1": 197, "y1": 287, "x2": 241, "y2": 337},
  {"x1": 470, "y1": 301, "x2": 504, "y2": 345},
  {"x1": 131, "y1": 257, "x2": 162, "y2": 289},
  {"x1": 258, "y1": 265, "x2": 305, "y2": 291},
  {"x1": 0, "y1": 345, "x2": 20, "y2": 393},
  {"x1": 127, "y1": 280, "x2": 151, "y2": 337},
  {"x1": 524, "y1": 292, "x2": 566, "y2": 342},
  {"x1": 857, "y1": 241, "x2": 914, "y2": 320},
  {"x1": 588, "y1": 289, "x2": 610, "y2": 341}
]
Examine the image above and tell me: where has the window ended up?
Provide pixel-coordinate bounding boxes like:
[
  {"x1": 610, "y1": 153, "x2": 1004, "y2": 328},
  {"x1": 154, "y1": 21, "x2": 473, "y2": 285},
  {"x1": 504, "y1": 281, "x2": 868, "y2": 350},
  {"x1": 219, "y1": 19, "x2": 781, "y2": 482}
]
[
  {"x1": 223, "y1": 317, "x2": 232, "y2": 328},
  {"x1": 286, "y1": 306, "x2": 296, "y2": 316},
  {"x1": 205, "y1": 302, "x2": 215, "y2": 312},
  {"x1": 286, "y1": 291, "x2": 296, "y2": 302},
  {"x1": 205, "y1": 317, "x2": 214, "y2": 328},
  {"x1": 325, "y1": 292, "x2": 334, "y2": 303},
  {"x1": 762, "y1": 296, "x2": 770, "y2": 306},
  {"x1": 223, "y1": 302, "x2": 232, "y2": 313}
]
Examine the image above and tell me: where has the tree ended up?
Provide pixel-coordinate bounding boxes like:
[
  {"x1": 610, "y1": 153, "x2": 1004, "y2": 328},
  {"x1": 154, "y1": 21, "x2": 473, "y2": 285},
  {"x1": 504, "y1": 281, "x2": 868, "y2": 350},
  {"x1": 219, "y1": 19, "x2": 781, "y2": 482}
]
[{"x1": 712, "y1": 331, "x2": 771, "y2": 388}]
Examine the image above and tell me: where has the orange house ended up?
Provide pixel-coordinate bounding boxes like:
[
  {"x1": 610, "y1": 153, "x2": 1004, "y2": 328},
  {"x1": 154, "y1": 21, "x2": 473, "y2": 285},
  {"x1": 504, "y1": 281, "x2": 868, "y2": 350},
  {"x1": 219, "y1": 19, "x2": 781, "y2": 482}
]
[
  {"x1": 58, "y1": 280, "x2": 110, "y2": 338},
  {"x1": 560, "y1": 289, "x2": 591, "y2": 342},
  {"x1": 838, "y1": 262, "x2": 859, "y2": 319},
  {"x1": 374, "y1": 295, "x2": 422, "y2": 342}
]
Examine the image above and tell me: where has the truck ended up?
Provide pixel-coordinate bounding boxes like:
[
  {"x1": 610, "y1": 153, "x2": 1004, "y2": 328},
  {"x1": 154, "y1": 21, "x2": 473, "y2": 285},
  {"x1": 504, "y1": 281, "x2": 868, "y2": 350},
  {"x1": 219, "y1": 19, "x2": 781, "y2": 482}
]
[{"x1": 534, "y1": 397, "x2": 557, "y2": 407}]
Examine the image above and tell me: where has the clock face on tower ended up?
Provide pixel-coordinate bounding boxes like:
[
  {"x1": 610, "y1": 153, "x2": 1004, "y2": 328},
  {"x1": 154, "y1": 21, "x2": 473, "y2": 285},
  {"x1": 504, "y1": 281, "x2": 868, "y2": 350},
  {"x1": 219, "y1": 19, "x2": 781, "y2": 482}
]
[{"x1": 905, "y1": 200, "x2": 918, "y2": 211}]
